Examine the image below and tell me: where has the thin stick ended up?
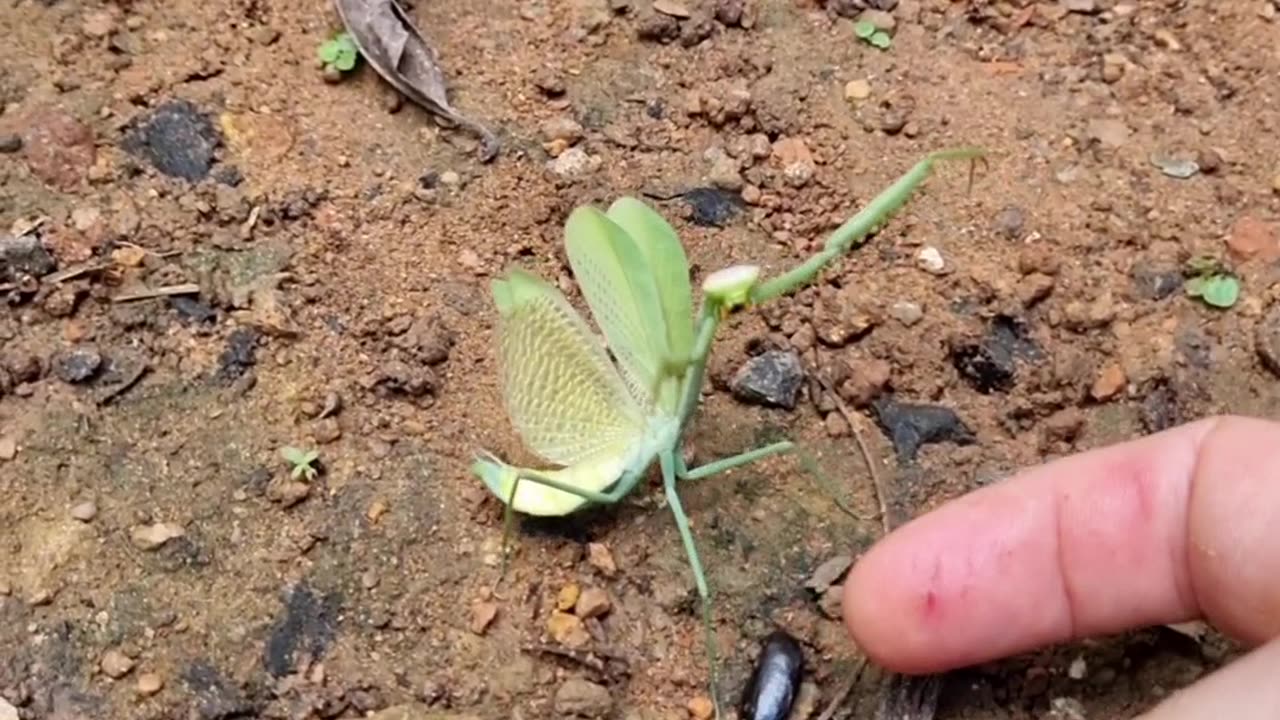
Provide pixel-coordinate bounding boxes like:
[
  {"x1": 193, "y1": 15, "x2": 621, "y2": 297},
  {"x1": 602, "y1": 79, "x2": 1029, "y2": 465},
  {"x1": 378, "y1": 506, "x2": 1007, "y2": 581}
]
[
  {"x1": 816, "y1": 657, "x2": 867, "y2": 720},
  {"x1": 45, "y1": 263, "x2": 112, "y2": 284},
  {"x1": 815, "y1": 374, "x2": 889, "y2": 535},
  {"x1": 112, "y1": 283, "x2": 201, "y2": 302}
]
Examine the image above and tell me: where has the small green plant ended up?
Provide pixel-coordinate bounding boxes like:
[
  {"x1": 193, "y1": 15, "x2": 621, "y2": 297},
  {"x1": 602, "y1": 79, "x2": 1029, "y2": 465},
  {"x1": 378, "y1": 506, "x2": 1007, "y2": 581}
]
[
  {"x1": 317, "y1": 31, "x2": 359, "y2": 75},
  {"x1": 1184, "y1": 255, "x2": 1240, "y2": 309},
  {"x1": 854, "y1": 19, "x2": 892, "y2": 49},
  {"x1": 281, "y1": 446, "x2": 321, "y2": 480}
]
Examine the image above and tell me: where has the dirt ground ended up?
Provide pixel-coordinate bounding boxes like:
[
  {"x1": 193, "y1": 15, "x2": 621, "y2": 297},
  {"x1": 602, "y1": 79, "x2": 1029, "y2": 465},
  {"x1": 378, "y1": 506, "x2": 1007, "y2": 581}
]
[{"x1": 1, "y1": 0, "x2": 1278, "y2": 718}]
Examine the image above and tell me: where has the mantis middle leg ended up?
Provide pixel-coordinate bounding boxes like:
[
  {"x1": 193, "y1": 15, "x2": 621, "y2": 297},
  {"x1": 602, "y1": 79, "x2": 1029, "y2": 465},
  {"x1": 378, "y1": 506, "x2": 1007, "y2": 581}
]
[{"x1": 675, "y1": 440, "x2": 795, "y2": 480}]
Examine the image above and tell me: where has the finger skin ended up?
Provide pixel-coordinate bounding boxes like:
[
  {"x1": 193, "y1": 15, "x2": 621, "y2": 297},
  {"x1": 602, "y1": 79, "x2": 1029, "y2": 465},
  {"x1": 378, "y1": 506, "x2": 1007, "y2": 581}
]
[
  {"x1": 842, "y1": 415, "x2": 1280, "y2": 674},
  {"x1": 1139, "y1": 636, "x2": 1280, "y2": 720}
]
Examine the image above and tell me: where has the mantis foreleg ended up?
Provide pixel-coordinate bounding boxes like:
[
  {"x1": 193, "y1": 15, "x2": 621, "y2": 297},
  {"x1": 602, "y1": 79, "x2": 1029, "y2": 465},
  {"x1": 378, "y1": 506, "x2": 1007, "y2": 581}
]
[
  {"x1": 660, "y1": 449, "x2": 724, "y2": 720},
  {"x1": 676, "y1": 440, "x2": 795, "y2": 480},
  {"x1": 750, "y1": 147, "x2": 985, "y2": 305}
]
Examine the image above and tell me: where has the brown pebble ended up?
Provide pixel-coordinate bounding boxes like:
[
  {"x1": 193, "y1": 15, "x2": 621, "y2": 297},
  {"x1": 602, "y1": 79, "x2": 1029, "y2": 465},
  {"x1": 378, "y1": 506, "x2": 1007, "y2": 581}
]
[
  {"x1": 823, "y1": 411, "x2": 849, "y2": 438},
  {"x1": 688, "y1": 695, "x2": 715, "y2": 720},
  {"x1": 1091, "y1": 363, "x2": 1127, "y2": 400},
  {"x1": 0, "y1": 436, "x2": 15, "y2": 461},
  {"x1": 546, "y1": 611, "x2": 591, "y2": 648},
  {"x1": 587, "y1": 542, "x2": 617, "y2": 577},
  {"x1": 556, "y1": 583, "x2": 581, "y2": 611},
  {"x1": 100, "y1": 649, "x2": 135, "y2": 679},
  {"x1": 574, "y1": 587, "x2": 612, "y2": 619},
  {"x1": 470, "y1": 601, "x2": 499, "y2": 635},
  {"x1": 136, "y1": 672, "x2": 164, "y2": 696},
  {"x1": 70, "y1": 501, "x2": 98, "y2": 522}
]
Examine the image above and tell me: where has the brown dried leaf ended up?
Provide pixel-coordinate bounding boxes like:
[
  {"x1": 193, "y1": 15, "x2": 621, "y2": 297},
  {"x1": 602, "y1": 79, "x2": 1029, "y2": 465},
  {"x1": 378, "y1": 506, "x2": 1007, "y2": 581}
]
[{"x1": 332, "y1": 0, "x2": 499, "y2": 162}]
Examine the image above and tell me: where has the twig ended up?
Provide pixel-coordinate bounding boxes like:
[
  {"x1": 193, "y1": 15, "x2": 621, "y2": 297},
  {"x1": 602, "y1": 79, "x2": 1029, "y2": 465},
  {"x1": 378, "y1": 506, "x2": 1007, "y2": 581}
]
[
  {"x1": 45, "y1": 263, "x2": 112, "y2": 285},
  {"x1": 815, "y1": 657, "x2": 867, "y2": 720},
  {"x1": 112, "y1": 284, "x2": 201, "y2": 302},
  {"x1": 815, "y1": 374, "x2": 889, "y2": 535},
  {"x1": 521, "y1": 643, "x2": 607, "y2": 673}
]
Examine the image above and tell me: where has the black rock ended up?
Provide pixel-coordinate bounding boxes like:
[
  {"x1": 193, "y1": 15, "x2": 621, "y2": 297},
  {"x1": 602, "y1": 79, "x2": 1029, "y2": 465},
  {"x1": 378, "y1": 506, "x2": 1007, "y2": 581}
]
[
  {"x1": 949, "y1": 315, "x2": 1042, "y2": 394},
  {"x1": 872, "y1": 396, "x2": 976, "y2": 463},
  {"x1": 215, "y1": 328, "x2": 259, "y2": 383},
  {"x1": 0, "y1": 134, "x2": 22, "y2": 153},
  {"x1": 122, "y1": 99, "x2": 221, "y2": 181},
  {"x1": 1130, "y1": 261, "x2": 1183, "y2": 301},
  {"x1": 169, "y1": 296, "x2": 217, "y2": 324},
  {"x1": 731, "y1": 350, "x2": 805, "y2": 410},
  {"x1": 1141, "y1": 381, "x2": 1181, "y2": 433},
  {"x1": 0, "y1": 233, "x2": 57, "y2": 282},
  {"x1": 682, "y1": 187, "x2": 743, "y2": 227},
  {"x1": 53, "y1": 346, "x2": 103, "y2": 383}
]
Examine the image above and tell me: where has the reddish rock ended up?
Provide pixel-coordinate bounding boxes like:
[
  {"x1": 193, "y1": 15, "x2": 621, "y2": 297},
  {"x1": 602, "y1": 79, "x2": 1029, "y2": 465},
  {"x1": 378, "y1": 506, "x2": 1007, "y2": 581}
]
[
  {"x1": 1226, "y1": 216, "x2": 1279, "y2": 262},
  {"x1": 18, "y1": 109, "x2": 96, "y2": 191}
]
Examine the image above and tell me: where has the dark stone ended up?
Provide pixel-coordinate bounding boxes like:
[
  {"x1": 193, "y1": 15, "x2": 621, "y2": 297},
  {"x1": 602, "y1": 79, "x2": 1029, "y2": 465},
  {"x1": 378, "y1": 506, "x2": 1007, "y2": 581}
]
[
  {"x1": 215, "y1": 328, "x2": 259, "y2": 383},
  {"x1": 211, "y1": 164, "x2": 244, "y2": 186},
  {"x1": 0, "y1": 134, "x2": 21, "y2": 153},
  {"x1": 0, "y1": 233, "x2": 57, "y2": 282},
  {"x1": 169, "y1": 296, "x2": 217, "y2": 324},
  {"x1": 52, "y1": 346, "x2": 103, "y2": 383},
  {"x1": 121, "y1": 99, "x2": 221, "y2": 181},
  {"x1": 949, "y1": 315, "x2": 1042, "y2": 394},
  {"x1": 993, "y1": 206, "x2": 1026, "y2": 240},
  {"x1": 182, "y1": 661, "x2": 256, "y2": 720},
  {"x1": 263, "y1": 583, "x2": 341, "y2": 678},
  {"x1": 731, "y1": 350, "x2": 805, "y2": 409},
  {"x1": 1130, "y1": 261, "x2": 1183, "y2": 301},
  {"x1": 682, "y1": 187, "x2": 743, "y2": 227},
  {"x1": 872, "y1": 396, "x2": 976, "y2": 463},
  {"x1": 1140, "y1": 382, "x2": 1180, "y2": 433},
  {"x1": 242, "y1": 467, "x2": 272, "y2": 497}
]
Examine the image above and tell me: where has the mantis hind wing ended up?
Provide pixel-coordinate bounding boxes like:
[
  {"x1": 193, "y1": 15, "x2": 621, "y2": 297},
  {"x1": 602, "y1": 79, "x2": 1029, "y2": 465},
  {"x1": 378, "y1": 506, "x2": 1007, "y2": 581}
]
[
  {"x1": 606, "y1": 197, "x2": 694, "y2": 393},
  {"x1": 489, "y1": 268, "x2": 645, "y2": 467},
  {"x1": 564, "y1": 206, "x2": 670, "y2": 408}
]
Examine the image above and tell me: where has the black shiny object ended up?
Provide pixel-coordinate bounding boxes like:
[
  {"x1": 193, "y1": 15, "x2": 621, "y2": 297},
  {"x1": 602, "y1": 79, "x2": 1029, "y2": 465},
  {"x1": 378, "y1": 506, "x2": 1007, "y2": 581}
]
[{"x1": 740, "y1": 630, "x2": 804, "y2": 720}]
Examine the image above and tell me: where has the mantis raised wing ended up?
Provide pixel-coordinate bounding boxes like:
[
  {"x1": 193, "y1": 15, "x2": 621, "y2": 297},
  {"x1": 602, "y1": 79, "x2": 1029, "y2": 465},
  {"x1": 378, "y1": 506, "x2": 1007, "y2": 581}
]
[{"x1": 471, "y1": 147, "x2": 985, "y2": 717}]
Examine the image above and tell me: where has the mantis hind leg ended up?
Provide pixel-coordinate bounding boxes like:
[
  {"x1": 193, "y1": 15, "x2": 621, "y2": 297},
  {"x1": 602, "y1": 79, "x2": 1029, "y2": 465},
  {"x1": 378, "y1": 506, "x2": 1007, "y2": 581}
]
[
  {"x1": 496, "y1": 468, "x2": 638, "y2": 578},
  {"x1": 660, "y1": 450, "x2": 724, "y2": 720},
  {"x1": 676, "y1": 440, "x2": 795, "y2": 480}
]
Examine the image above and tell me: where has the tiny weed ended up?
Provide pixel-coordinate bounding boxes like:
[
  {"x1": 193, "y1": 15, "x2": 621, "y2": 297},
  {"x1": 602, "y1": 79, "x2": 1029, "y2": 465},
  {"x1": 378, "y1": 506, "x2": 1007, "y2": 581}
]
[
  {"x1": 1184, "y1": 255, "x2": 1240, "y2": 309},
  {"x1": 318, "y1": 31, "x2": 359, "y2": 74},
  {"x1": 281, "y1": 446, "x2": 321, "y2": 480},
  {"x1": 854, "y1": 19, "x2": 892, "y2": 50}
]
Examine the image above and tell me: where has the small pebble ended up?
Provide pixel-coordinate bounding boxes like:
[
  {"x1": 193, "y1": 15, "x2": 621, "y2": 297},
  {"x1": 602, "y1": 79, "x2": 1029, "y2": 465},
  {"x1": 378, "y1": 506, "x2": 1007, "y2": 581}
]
[
  {"x1": 587, "y1": 542, "x2": 617, "y2": 576},
  {"x1": 136, "y1": 672, "x2": 164, "y2": 696},
  {"x1": 688, "y1": 696, "x2": 714, "y2": 720},
  {"x1": 547, "y1": 611, "x2": 591, "y2": 648},
  {"x1": 916, "y1": 246, "x2": 947, "y2": 274},
  {"x1": 130, "y1": 522, "x2": 185, "y2": 550},
  {"x1": 1068, "y1": 655, "x2": 1088, "y2": 680},
  {"x1": 470, "y1": 601, "x2": 499, "y2": 635},
  {"x1": 574, "y1": 587, "x2": 611, "y2": 619},
  {"x1": 100, "y1": 649, "x2": 135, "y2": 679},
  {"x1": 557, "y1": 583, "x2": 581, "y2": 611},
  {"x1": 70, "y1": 501, "x2": 98, "y2": 522},
  {"x1": 844, "y1": 79, "x2": 871, "y2": 101},
  {"x1": 889, "y1": 301, "x2": 924, "y2": 326},
  {"x1": 555, "y1": 678, "x2": 613, "y2": 718},
  {"x1": 1091, "y1": 364, "x2": 1127, "y2": 400},
  {"x1": 0, "y1": 134, "x2": 21, "y2": 153},
  {"x1": 0, "y1": 436, "x2": 15, "y2": 461}
]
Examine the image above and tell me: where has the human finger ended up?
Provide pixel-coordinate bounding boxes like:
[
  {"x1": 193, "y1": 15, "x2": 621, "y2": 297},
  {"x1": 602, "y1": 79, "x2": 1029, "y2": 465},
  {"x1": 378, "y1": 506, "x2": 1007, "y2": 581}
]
[{"x1": 842, "y1": 415, "x2": 1280, "y2": 673}]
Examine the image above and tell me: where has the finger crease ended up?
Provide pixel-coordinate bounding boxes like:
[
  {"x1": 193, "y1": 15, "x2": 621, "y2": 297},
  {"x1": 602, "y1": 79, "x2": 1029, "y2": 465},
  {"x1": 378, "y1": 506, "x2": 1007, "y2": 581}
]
[{"x1": 1054, "y1": 489, "x2": 1080, "y2": 642}]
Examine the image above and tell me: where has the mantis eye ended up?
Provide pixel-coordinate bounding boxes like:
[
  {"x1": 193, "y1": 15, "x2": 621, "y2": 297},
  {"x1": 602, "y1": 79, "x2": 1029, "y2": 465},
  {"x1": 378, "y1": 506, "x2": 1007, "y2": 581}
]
[{"x1": 702, "y1": 264, "x2": 761, "y2": 309}]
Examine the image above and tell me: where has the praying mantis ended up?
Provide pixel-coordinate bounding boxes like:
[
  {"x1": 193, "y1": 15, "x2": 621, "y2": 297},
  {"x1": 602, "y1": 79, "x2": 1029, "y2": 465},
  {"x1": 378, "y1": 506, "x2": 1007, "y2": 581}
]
[{"x1": 471, "y1": 147, "x2": 985, "y2": 717}]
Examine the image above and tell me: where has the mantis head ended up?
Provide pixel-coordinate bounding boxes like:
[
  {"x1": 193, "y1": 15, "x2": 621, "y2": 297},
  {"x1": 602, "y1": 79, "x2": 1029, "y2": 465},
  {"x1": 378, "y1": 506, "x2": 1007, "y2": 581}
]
[{"x1": 702, "y1": 264, "x2": 762, "y2": 313}]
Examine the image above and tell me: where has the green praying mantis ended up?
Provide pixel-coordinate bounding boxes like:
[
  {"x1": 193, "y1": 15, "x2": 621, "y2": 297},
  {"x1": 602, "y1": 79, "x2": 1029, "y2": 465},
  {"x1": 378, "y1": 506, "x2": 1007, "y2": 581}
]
[{"x1": 471, "y1": 147, "x2": 985, "y2": 716}]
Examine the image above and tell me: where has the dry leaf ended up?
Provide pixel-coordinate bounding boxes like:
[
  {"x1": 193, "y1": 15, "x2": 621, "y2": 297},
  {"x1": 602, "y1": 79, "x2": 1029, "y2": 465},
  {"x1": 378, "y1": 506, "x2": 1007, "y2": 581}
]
[{"x1": 332, "y1": 0, "x2": 499, "y2": 162}]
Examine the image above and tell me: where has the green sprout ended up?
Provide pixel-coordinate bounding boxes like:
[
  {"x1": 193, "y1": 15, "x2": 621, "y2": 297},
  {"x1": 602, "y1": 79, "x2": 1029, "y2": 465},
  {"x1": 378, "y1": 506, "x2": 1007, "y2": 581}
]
[
  {"x1": 317, "y1": 31, "x2": 359, "y2": 74},
  {"x1": 1184, "y1": 255, "x2": 1240, "y2": 309},
  {"x1": 854, "y1": 19, "x2": 892, "y2": 50},
  {"x1": 280, "y1": 446, "x2": 321, "y2": 480}
]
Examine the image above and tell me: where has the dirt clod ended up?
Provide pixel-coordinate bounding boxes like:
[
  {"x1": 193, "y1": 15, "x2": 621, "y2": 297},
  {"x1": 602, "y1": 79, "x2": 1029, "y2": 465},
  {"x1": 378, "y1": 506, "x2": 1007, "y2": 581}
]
[
  {"x1": 574, "y1": 587, "x2": 611, "y2": 619},
  {"x1": 136, "y1": 672, "x2": 164, "y2": 696},
  {"x1": 554, "y1": 678, "x2": 613, "y2": 718},
  {"x1": 130, "y1": 522, "x2": 185, "y2": 550}
]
